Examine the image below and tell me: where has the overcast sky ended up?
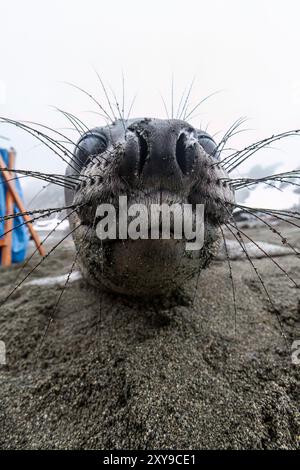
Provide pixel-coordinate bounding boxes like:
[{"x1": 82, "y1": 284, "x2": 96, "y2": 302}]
[{"x1": 0, "y1": 0, "x2": 300, "y2": 208}]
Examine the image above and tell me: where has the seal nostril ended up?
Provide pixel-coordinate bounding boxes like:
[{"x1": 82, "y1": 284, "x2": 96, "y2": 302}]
[
  {"x1": 137, "y1": 133, "x2": 148, "y2": 175},
  {"x1": 176, "y1": 133, "x2": 187, "y2": 175}
]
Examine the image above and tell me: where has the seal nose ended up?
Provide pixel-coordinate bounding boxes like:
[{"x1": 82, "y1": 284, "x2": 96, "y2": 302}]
[
  {"x1": 175, "y1": 132, "x2": 198, "y2": 176},
  {"x1": 119, "y1": 119, "x2": 198, "y2": 190}
]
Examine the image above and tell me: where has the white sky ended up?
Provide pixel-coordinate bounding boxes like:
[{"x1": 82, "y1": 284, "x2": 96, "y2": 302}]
[{"x1": 0, "y1": 0, "x2": 300, "y2": 208}]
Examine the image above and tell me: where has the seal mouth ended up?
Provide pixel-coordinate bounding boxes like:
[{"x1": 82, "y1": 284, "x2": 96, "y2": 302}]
[{"x1": 78, "y1": 189, "x2": 198, "y2": 247}]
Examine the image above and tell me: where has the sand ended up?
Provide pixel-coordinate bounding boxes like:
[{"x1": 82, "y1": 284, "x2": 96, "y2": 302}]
[{"x1": 0, "y1": 223, "x2": 300, "y2": 449}]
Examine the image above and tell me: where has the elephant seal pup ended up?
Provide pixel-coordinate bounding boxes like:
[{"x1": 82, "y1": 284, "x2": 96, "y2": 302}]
[{"x1": 65, "y1": 118, "x2": 235, "y2": 297}]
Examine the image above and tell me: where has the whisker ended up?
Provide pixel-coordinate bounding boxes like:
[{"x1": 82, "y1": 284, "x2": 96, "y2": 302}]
[
  {"x1": 160, "y1": 92, "x2": 169, "y2": 119},
  {"x1": 0, "y1": 203, "x2": 80, "y2": 222},
  {"x1": 177, "y1": 78, "x2": 195, "y2": 120},
  {"x1": 0, "y1": 174, "x2": 28, "y2": 185},
  {"x1": 219, "y1": 223, "x2": 237, "y2": 336},
  {"x1": 126, "y1": 93, "x2": 137, "y2": 121},
  {"x1": 171, "y1": 74, "x2": 174, "y2": 120},
  {"x1": 0, "y1": 205, "x2": 76, "y2": 240},
  {"x1": 62, "y1": 81, "x2": 114, "y2": 123},
  {"x1": 26, "y1": 183, "x2": 52, "y2": 209},
  {"x1": 213, "y1": 117, "x2": 249, "y2": 157},
  {"x1": 0, "y1": 117, "x2": 81, "y2": 174},
  {"x1": 221, "y1": 130, "x2": 300, "y2": 172},
  {"x1": 38, "y1": 223, "x2": 90, "y2": 349},
  {"x1": 226, "y1": 220, "x2": 299, "y2": 288},
  {"x1": 93, "y1": 70, "x2": 117, "y2": 122},
  {"x1": 231, "y1": 203, "x2": 300, "y2": 256},
  {"x1": 231, "y1": 170, "x2": 300, "y2": 191},
  {"x1": 0, "y1": 168, "x2": 78, "y2": 190},
  {"x1": 53, "y1": 107, "x2": 88, "y2": 134},
  {"x1": 109, "y1": 85, "x2": 126, "y2": 132},
  {"x1": 228, "y1": 202, "x2": 300, "y2": 223},
  {"x1": 224, "y1": 222, "x2": 288, "y2": 344},
  {"x1": 176, "y1": 88, "x2": 186, "y2": 119},
  {"x1": 13, "y1": 206, "x2": 81, "y2": 286},
  {"x1": 122, "y1": 70, "x2": 125, "y2": 122},
  {"x1": 22, "y1": 117, "x2": 94, "y2": 170},
  {"x1": 184, "y1": 90, "x2": 222, "y2": 121},
  {"x1": 0, "y1": 221, "x2": 82, "y2": 308}
]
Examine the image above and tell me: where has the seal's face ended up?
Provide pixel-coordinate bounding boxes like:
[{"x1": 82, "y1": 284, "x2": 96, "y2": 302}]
[{"x1": 65, "y1": 118, "x2": 235, "y2": 296}]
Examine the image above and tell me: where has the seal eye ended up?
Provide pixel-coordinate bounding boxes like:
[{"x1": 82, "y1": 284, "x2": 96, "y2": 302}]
[
  {"x1": 197, "y1": 132, "x2": 220, "y2": 160},
  {"x1": 74, "y1": 128, "x2": 107, "y2": 169}
]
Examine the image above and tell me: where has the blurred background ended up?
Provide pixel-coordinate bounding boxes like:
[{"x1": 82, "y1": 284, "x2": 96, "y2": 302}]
[{"x1": 0, "y1": 0, "x2": 300, "y2": 213}]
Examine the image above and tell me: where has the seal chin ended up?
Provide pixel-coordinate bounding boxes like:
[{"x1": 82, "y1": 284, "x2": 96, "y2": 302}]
[{"x1": 92, "y1": 238, "x2": 193, "y2": 296}]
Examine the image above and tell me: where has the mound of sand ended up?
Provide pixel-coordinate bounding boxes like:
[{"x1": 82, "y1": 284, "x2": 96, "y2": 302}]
[{"x1": 0, "y1": 224, "x2": 300, "y2": 449}]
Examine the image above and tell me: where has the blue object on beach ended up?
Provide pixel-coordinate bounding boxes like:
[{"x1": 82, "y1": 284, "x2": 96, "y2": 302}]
[{"x1": 0, "y1": 148, "x2": 29, "y2": 263}]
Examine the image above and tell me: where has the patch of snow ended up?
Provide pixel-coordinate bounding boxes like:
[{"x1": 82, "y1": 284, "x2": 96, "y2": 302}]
[
  {"x1": 33, "y1": 218, "x2": 70, "y2": 232},
  {"x1": 26, "y1": 271, "x2": 82, "y2": 287},
  {"x1": 217, "y1": 239, "x2": 294, "y2": 260}
]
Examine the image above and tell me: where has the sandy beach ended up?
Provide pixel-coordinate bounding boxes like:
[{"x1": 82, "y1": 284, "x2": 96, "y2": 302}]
[{"x1": 0, "y1": 222, "x2": 299, "y2": 449}]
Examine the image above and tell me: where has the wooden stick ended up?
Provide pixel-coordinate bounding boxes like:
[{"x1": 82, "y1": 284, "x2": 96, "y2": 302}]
[
  {"x1": 0, "y1": 154, "x2": 46, "y2": 258},
  {"x1": 1, "y1": 151, "x2": 15, "y2": 266}
]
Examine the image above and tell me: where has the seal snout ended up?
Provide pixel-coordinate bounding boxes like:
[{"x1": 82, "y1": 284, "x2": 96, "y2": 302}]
[
  {"x1": 118, "y1": 119, "x2": 199, "y2": 192},
  {"x1": 65, "y1": 117, "x2": 235, "y2": 296}
]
